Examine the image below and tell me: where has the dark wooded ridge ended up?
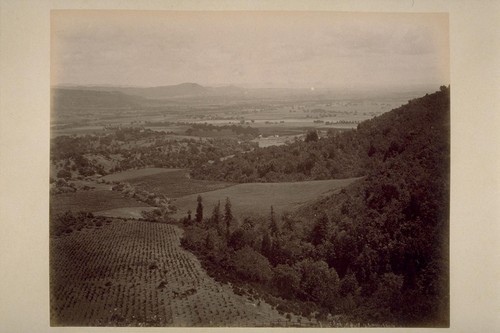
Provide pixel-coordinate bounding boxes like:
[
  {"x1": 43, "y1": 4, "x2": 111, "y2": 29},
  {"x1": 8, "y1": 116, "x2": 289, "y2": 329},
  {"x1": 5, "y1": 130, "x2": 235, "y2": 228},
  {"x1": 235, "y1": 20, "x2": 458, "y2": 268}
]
[{"x1": 181, "y1": 86, "x2": 450, "y2": 326}]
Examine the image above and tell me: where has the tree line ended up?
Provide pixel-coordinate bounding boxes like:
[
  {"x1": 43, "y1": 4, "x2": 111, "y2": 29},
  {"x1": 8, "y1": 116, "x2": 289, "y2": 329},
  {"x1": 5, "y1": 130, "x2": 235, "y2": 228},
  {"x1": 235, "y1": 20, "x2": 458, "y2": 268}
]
[
  {"x1": 185, "y1": 123, "x2": 259, "y2": 139},
  {"x1": 51, "y1": 127, "x2": 257, "y2": 179},
  {"x1": 190, "y1": 87, "x2": 449, "y2": 185}
]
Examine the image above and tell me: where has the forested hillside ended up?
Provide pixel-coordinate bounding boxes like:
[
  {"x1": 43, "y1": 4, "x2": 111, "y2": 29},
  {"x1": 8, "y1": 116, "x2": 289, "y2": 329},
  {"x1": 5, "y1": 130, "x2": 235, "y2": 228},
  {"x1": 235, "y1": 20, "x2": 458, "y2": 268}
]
[
  {"x1": 50, "y1": 127, "x2": 257, "y2": 179},
  {"x1": 181, "y1": 87, "x2": 450, "y2": 326},
  {"x1": 190, "y1": 127, "x2": 365, "y2": 182},
  {"x1": 298, "y1": 86, "x2": 450, "y2": 325},
  {"x1": 191, "y1": 86, "x2": 449, "y2": 184}
]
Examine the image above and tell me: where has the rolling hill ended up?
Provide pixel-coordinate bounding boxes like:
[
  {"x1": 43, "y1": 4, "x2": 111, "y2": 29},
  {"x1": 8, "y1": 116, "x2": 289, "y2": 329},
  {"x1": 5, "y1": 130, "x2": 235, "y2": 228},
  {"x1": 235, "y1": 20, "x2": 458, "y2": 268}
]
[
  {"x1": 51, "y1": 83, "x2": 325, "y2": 102},
  {"x1": 119, "y1": 83, "x2": 247, "y2": 99},
  {"x1": 51, "y1": 88, "x2": 146, "y2": 110},
  {"x1": 53, "y1": 83, "x2": 247, "y2": 101}
]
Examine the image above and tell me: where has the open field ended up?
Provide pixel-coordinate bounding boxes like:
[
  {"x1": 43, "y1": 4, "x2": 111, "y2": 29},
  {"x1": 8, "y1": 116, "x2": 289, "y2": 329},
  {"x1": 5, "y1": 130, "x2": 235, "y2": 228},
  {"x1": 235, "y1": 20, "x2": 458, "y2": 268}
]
[
  {"x1": 93, "y1": 207, "x2": 156, "y2": 219},
  {"x1": 50, "y1": 219, "x2": 309, "y2": 326},
  {"x1": 102, "y1": 168, "x2": 182, "y2": 182},
  {"x1": 128, "y1": 169, "x2": 236, "y2": 198},
  {"x1": 51, "y1": 169, "x2": 359, "y2": 221},
  {"x1": 50, "y1": 190, "x2": 150, "y2": 216},
  {"x1": 171, "y1": 178, "x2": 361, "y2": 220},
  {"x1": 51, "y1": 126, "x2": 106, "y2": 138},
  {"x1": 50, "y1": 168, "x2": 235, "y2": 219},
  {"x1": 251, "y1": 134, "x2": 303, "y2": 148}
]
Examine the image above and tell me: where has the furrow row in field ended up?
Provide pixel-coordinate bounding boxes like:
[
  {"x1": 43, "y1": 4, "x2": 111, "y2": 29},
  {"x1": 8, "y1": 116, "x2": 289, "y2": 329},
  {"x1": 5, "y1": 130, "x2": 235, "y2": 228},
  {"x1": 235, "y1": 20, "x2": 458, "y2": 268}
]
[{"x1": 50, "y1": 219, "x2": 291, "y2": 326}]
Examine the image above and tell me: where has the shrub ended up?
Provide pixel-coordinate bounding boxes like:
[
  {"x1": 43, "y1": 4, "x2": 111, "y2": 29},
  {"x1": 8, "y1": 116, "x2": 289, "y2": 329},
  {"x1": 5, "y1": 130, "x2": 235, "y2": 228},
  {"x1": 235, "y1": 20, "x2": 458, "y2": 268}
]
[
  {"x1": 272, "y1": 264, "x2": 300, "y2": 297},
  {"x1": 181, "y1": 225, "x2": 208, "y2": 251},
  {"x1": 228, "y1": 227, "x2": 258, "y2": 251},
  {"x1": 231, "y1": 246, "x2": 273, "y2": 282},
  {"x1": 294, "y1": 259, "x2": 340, "y2": 308},
  {"x1": 56, "y1": 169, "x2": 72, "y2": 179},
  {"x1": 339, "y1": 271, "x2": 360, "y2": 297},
  {"x1": 305, "y1": 130, "x2": 319, "y2": 142}
]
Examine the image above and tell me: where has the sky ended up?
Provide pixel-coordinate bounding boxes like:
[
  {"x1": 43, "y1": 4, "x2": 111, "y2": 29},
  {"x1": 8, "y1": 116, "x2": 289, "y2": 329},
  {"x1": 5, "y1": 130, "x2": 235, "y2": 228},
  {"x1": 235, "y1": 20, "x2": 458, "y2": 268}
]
[{"x1": 51, "y1": 11, "x2": 449, "y2": 90}]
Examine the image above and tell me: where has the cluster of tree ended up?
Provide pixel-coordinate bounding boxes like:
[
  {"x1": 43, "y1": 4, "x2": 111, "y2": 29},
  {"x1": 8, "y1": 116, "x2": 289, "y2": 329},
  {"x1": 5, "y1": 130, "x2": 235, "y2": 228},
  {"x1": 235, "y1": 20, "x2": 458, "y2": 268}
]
[
  {"x1": 182, "y1": 87, "x2": 450, "y2": 326},
  {"x1": 113, "y1": 127, "x2": 159, "y2": 142},
  {"x1": 50, "y1": 211, "x2": 111, "y2": 236},
  {"x1": 50, "y1": 178, "x2": 76, "y2": 195},
  {"x1": 329, "y1": 120, "x2": 361, "y2": 124},
  {"x1": 185, "y1": 123, "x2": 260, "y2": 139},
  {"x1": 51, "y1": 127, "x2": 257, "y2": 179},
  {"x1": 180, "y1": 199, "x2": 360, "y2": 323},
  {"x1": 114, "y1": 137, "x2": 256, "y2": 171},
  {"x1": 190, "y1": 128, "x2": 364, "y2": 182},
  {"x1": 143, "y1": 120, "x2": 176, "y2": 127},
  {"x1": 140, "y1": 208, "x2": 177, "y2": 222},
  {"x1": 111, "y1": 181, "x2": 176, "y2": 215}
]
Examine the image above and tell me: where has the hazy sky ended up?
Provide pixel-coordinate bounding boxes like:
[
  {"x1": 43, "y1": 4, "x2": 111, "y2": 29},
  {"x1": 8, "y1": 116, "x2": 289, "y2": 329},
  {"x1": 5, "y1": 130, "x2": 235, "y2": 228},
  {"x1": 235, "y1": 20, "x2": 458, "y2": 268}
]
[{"x1": 52, "y1": 11, "x2": 449, "y2": 89}]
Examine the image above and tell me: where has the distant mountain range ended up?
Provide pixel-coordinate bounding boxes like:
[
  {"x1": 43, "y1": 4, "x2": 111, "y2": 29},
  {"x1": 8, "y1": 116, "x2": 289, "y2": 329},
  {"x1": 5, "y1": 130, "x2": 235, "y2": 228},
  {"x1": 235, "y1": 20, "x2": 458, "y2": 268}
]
[
  {"x1": 54, "y1": 83, "x2": 256, "y2": 100},
  {"x1": 55, "y1": 81, "x2": 334, "y2": 99},
  {"x1": 118, "y1": 83, "x2": 249, "y2": 99},
  {"x1": 52, "y1": 82, "x2": 439, "y2": 110},
  {"x1": 51, "y1": 88, "x2": 146, "y2": 110}
]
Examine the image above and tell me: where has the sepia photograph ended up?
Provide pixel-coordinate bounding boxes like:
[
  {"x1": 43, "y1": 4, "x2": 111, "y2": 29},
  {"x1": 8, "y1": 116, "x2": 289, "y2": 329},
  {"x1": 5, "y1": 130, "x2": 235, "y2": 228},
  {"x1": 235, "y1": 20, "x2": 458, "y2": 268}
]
[
  {"x1": 48, "y1": 10, "x2": 450, "y2": 327},
  {"x1": 1, "y1": 1, "x2": 498, "y2": 332}
]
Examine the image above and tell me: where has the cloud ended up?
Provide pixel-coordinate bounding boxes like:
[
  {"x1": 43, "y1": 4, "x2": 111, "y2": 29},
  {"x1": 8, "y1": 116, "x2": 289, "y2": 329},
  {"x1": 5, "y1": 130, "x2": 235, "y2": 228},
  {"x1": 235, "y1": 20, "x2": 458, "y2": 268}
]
[{"x1": 52, "y1": 11, "x2": 448, "y2": 88}]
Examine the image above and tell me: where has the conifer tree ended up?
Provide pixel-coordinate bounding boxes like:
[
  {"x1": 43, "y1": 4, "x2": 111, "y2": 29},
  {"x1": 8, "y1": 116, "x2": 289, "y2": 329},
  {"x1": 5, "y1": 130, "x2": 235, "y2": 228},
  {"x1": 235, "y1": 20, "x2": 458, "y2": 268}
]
[
  {"x1": 211, "y1": 200, "x2": 221, "y2": 232},
  {"x1": 261, "y1": 232, "x2": 272, "y2": 258},
  {"x1": 270, "y1": 205, "x2": 279, "y2": 236},
  {"x1": 195, "y1": 195, "x2": 203, "y2": 223},
  {"x1": 224, "y1": 197, "x2": 233, "y2": 240},
  {"x1": 311, "y1": 212, "x2": 330, "y2": 245}
]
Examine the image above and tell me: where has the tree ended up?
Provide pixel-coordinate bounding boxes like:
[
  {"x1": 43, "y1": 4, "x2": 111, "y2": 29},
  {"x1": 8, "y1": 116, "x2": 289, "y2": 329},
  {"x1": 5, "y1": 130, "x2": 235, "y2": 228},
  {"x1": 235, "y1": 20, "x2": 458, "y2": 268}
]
[
  {"x1": 232, "y1": 246, "x2": 273, "y2": 282},
  {"x1": 56, "y1": 169, "x2": 72, "y2": 179},
  {"x1": 305, "y1": 130, "x2": 319, "y2": 142},
  {"x1": 210, "y1": 200, "x2": 221, "y2": 232},
  {"x1": 282, "y1": 213, "x2": 296, "y2": 233},
  {"x1": 182, "y1": 209, "x2": 193, "y2": 226},
  {"x1": 294, "y1": 259, "x2": 340, "y2": 308},
  {"x1": 261, "y1": 232, "x2": 272, "y2": 258},
  {"x1": 241, "y1": 217, "x2": 255, "y2": 231},
  {"x1": 339, "y1": 270, "x2": 360, "y2": 297},
  {"x1": 195, "y1": 195, "x2": 203, "y2": 223},
  {"x1": 272, "y1": 264, "x2": 300, "y2": 297},
  {"x1": 224, "y1": 197, "x2": 233, "y2": 240},
  {"x1": 310, "y1": 212, "x2": 330, "y2": 246},
  {"x1": 270, "y1": 206, "x2": 279, "y2": 236},
  {"x1": 228, "y1": 228, "x2": 246, "y2": 251},
  {"x1": 205, "y1": 229, "x2": 218, "y2": 250}
]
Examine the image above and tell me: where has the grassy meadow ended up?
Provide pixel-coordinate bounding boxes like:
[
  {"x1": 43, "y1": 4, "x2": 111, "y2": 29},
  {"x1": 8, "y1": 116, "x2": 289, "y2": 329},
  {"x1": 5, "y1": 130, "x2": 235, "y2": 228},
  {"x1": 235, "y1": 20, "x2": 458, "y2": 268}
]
[
  {"x1": 50, "y1": 190, "x2": 150, "y2": 216},
  {"x1": 92, "y1": 206, "x2": 157, "y2": 219},
  {"x1": 102, "y1": 168, "x2": 182, "y2": 182},
  {"x1": 128, "y1": 169, "x2": 236, "y2": 198},
  {"x1": 170, "y1": 178, "x2": 360, "y2": 220}
]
